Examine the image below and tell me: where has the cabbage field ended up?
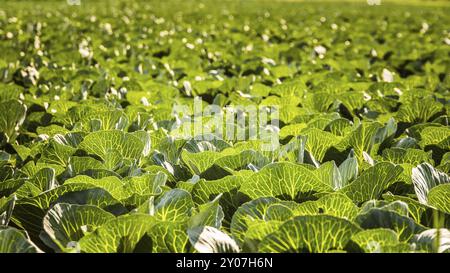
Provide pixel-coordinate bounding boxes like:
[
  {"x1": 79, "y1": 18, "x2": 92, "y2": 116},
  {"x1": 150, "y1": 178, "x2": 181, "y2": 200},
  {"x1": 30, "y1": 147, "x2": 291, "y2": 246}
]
[{"x1": 0, "y1": 0, "x2": 449, "y2": 254}]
